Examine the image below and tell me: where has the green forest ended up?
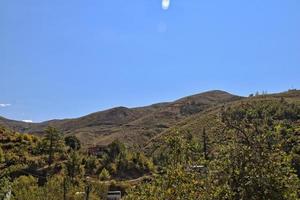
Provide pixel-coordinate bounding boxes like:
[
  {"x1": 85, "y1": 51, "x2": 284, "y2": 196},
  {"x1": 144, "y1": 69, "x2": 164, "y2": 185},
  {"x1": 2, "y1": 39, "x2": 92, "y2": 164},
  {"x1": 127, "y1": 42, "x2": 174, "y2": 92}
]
[{"x1": 1, "y1": 94, "x2": 300, "y2": 199}]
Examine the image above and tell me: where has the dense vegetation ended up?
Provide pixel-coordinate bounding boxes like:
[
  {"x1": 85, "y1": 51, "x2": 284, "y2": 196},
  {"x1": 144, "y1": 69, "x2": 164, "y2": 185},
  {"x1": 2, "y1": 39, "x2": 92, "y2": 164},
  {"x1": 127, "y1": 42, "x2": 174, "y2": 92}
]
[
  {"x1": 126, "y1": 99, "x2": 300, "y2": 199},
  {"x1": 1, "y1": 91, "x2": 300, "y2": 199},
  {"x1": 0, "y1": 126, "x2": 153, "y2": 199}
]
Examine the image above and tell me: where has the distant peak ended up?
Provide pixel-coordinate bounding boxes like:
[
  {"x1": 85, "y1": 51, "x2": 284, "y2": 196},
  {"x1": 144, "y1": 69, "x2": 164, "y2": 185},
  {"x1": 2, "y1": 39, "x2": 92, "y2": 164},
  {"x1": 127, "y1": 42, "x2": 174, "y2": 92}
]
[{"x1": 201, "y1": 90, "x2": 233, "y2": 95}]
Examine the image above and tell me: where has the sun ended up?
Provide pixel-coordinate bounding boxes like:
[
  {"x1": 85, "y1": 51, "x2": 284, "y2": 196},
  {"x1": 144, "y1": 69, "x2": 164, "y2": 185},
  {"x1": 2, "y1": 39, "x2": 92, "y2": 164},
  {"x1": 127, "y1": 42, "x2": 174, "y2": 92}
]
[{"x1": 162, "y1": 0, "x2": 170, "y2": 10}]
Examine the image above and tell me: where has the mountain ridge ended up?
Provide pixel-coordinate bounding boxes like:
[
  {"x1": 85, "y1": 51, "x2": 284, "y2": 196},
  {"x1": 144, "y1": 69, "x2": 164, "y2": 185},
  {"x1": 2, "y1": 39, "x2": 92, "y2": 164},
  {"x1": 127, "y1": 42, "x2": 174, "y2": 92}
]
[{"x1": 0, "y1": 90, "x2": 243, "y2": 147}]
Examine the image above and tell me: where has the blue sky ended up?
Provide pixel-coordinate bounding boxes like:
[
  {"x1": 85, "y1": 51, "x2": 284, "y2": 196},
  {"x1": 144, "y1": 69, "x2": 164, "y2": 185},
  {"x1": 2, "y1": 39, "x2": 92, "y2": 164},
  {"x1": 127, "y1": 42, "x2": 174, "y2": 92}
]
[{"x1": 0, "y1": 0, "x2": 299, "y2": 122}]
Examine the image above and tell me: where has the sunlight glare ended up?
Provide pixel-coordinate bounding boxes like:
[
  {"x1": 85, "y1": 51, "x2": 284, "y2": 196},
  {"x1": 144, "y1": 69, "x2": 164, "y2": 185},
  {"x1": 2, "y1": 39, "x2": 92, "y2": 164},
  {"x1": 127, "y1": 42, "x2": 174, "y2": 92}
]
[{"x1": 162, "y1": 0, "x2": 170, "y2": 10}]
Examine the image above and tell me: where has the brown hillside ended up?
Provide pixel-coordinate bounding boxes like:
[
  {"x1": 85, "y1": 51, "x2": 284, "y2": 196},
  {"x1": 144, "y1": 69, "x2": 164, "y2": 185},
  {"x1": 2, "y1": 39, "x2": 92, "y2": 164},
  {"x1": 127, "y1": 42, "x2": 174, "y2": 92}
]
[{"x1": 0, "y1": 90, "x2": 241, "y2": 147}]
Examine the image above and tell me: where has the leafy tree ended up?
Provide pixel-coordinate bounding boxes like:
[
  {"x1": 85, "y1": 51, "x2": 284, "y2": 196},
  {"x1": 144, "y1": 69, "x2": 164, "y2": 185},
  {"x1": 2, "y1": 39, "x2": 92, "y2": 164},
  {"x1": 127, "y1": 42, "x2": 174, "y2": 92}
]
[{"x1": 64, "y1": 135, "x2": 81, "y2": 151}]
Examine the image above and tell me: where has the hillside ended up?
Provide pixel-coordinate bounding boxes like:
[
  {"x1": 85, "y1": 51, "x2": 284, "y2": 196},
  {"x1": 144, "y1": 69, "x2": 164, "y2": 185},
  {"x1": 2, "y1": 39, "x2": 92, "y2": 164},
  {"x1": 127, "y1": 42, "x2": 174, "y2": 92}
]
[
  {"x1": 145, "y1": 89, "x2": 300, "y2": 154},
  {"x1": 0, "y1": 90, "x2": 241, "y2": 147},
  {"x1": 1, "y1": 89, "x2": 300, "y2": 200}
]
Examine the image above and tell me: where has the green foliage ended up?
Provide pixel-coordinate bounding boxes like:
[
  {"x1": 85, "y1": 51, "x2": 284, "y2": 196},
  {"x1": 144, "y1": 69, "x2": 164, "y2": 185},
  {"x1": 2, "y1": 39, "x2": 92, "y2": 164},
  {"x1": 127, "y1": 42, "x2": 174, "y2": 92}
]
[
  {"x1": 99, "y1": 168, "x2": 110, "y2": 181},
  {"x1": 43, "y1": 126, "x2": 64, "y2": 166},
  {"x1": 203, "y1": 143, "x2": 299, "y2": 200},
  {"x1": 204, "y1": 101, "x2": 300, "y2": 200},
  {"x1": 126, "y1": 101, "x2": 300, "y2": 199},
  {"x1": 65, "y1": 135, "x2": 81, "y2": 151},
  {"x1": 0, "y1": 146, "x2": 4, "y2": 163},
  {"x1": 42, "y1": 175, "x2": 65, "y2": 200},
  {"x1": 0, "y1": 177, "x2": 11, "y2": 200},
  {"x1": 154, "y1": 131, "x2": 204, "y2": 167},
  {"x1": 92, "y1": 140, "x2": 154, "y2": 179},
  {"x1": 65, "y1": 150, "x2": 84, "y2": 183},
  {"x1": 125, "y1": 133, "x2": 206, "y2": 199},
  {"x1": 11, "y1": 175, "x2": 43, "y2": 200},
  {"x1": 84, "y1": 155, "x2": 99, "y2": 175},
  {"x1": 1, "y1": 98, "x2": 300, "y2": 199},
  {"x1": 107, "y1": 140, "x2": 126, "y2": 161},
  {"x1": 93, "y1": 182, "x2": 109, "y2": 200}
]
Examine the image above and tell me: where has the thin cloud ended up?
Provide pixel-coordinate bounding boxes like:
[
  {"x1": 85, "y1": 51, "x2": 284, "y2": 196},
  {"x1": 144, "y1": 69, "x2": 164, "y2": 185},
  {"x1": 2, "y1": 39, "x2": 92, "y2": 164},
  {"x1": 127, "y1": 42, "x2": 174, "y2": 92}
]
[
  {"x1": 22, "y1": 120, "x2": 33, "y2": 123},
  {"x1": 0, "y1": 103, "x2": 11, "y2": 107}
]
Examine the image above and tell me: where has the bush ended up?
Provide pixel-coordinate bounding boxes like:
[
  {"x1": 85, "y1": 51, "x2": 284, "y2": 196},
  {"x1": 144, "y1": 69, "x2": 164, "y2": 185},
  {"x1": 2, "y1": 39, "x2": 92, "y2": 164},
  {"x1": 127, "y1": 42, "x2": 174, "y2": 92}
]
[{"x1": 99, "y1": 168, "x2": 110, "y2": 181}]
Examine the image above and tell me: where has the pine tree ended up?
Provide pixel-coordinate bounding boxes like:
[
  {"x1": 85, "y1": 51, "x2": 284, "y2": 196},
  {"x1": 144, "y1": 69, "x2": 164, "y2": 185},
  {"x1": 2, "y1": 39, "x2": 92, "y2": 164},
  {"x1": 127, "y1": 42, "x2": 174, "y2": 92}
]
[
  {"x1": 43, "y1": 127, "x2": 64, "y2": 166},
  {"x1": 65, "y1": 150, "x2": 83, "y2": 183}
]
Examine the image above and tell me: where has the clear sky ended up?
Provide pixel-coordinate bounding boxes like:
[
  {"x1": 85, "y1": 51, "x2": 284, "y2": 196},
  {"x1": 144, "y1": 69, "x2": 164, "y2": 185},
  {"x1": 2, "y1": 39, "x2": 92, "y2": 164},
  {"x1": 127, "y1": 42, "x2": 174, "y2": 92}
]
[{"x1": 0, "y1": 0, "x2": 299, "y2": 122}]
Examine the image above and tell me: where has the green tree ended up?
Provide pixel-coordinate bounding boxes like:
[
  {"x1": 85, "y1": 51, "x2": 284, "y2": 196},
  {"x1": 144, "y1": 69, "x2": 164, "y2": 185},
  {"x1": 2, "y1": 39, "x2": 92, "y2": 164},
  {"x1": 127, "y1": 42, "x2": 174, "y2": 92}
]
[
  {"x1": 99, "y1": 168, "x2": 110, "y2": 181},
  {"x1": 64, "y1": 135, "x2": 81, "y2": 151},
  {"x1": 108, "y1": 140, "x2": 126, "y2": 161},
  {"x1": 65, "y1": 150, "x2": 84, "y2": 183},
  {"x1": 84, "y1": 155, "x2": 99, "y2": 175},
  {"x1": 43, "y1": 127, "x2": 64, "y2": 166},
  {"x1": 125, "y1": 134, "x2": 204, "y2": 199},
  {"x1": 11, "y1": 176, "x2": 43, "y2": 200},
  {"x1": 127, "y1": 101, "x2": 300, "y2": 200},
  {"x1": 43, "y1": 175, "x2": 65, "y2": 200},
  {"x1": 203, "y1": 102, "x2": 300, "y2": 200}
]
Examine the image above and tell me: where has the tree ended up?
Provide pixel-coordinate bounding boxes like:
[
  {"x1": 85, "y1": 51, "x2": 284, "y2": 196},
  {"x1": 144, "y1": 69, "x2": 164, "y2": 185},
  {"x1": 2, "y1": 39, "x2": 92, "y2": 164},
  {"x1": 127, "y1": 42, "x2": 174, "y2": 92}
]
[
  {"x1": 203, "y1": 102, "x2": 300, "y2": 200},
  {"x1": 64, "y1": 135, "x2": 81, "y2": 151},
  {"x1": 65, "y1": 150, "x2": 84, "y2": 183},
  {"x1": 43, "y1": 175, "x2": 65, "y2": 200},
  {"x1": 108, "y1": 140, "x2": 126, "y2": 161},
  {"x1": 126, "y1": 101, "x2": 300, "y2": 200},
  {"x1": 125, "y1": 134, "x2": 204, "y2": 199},
  {"x1": 99, "y1": 168, "x2": 110, "y2": 181},
  {"x1": 84, "y1": 155, "x2": 99, "y2": 175},
  {"x1": 43, "y1": 127, "x2": 64, "y2": 166},
  {"x1": 12, "y1": 175, "x2": 43, "y2": 200}
]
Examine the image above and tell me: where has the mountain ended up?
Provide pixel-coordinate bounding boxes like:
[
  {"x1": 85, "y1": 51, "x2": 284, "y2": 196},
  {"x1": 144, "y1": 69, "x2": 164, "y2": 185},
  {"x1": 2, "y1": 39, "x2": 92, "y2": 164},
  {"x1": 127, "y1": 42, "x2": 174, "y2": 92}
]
[
  {"x1": 0, "y1": 90, "x2": 241, "y2": 147},
  {"x1": 144, "y1": 89, "x2": 300, "y2": 153}
]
